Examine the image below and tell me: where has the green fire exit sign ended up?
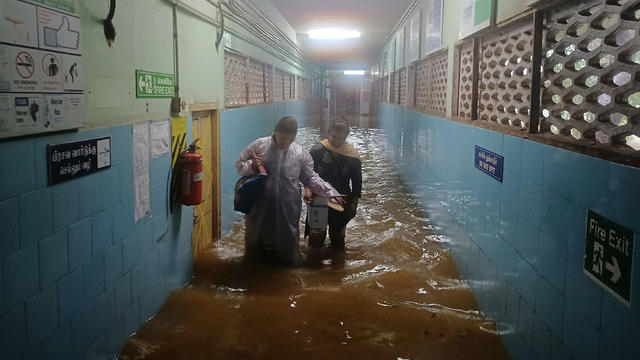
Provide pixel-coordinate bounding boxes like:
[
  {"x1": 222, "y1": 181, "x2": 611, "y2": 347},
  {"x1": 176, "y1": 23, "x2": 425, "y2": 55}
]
[
  {"x1": 135, "y1": 70, "x2": 175, "y2": 98},
  {"x1": 584, "y1": 210, "x2": 635, "y2": 306}
]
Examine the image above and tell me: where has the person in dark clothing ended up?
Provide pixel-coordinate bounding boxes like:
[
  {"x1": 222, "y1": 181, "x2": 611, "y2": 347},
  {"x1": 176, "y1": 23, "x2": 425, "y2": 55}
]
[{"x1": 304, "y1": 120, "x2": 362, "y2": 249}]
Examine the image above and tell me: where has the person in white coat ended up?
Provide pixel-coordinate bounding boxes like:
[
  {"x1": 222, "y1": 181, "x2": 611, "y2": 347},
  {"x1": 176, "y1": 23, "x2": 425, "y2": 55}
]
[{"x1": 236, "y1": 116, "x2": 343, "y2": 265}]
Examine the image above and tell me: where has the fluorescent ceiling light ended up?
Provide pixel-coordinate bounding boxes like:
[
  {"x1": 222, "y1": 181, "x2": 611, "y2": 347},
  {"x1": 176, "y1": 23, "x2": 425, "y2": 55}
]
[
  {"x1": 344, "y1": 70, "x2": 366, "y2": 75},
  {"x1": 309, "y1": 28, "x2": 360, "y2": 40}
]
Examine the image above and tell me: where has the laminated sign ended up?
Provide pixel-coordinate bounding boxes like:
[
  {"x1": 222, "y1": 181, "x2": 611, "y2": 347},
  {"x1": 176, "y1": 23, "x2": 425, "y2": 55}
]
[
  {"x1": 0, "y1": 0, "x2": 84, "y2": 139},
  {"x1": 135, "y1": 70, "x2": 175, "y2": 98}
]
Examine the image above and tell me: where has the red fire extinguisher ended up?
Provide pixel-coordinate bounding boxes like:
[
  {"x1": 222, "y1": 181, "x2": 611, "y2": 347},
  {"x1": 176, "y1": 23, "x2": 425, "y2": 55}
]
[{"x1": 180, "y1": 139, "x2": 203, "y2": 206}]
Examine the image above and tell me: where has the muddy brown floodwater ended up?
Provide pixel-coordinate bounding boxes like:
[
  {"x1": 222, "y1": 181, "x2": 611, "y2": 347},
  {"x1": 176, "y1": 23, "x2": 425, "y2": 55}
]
[{"x1": 119, "y1": 128, "x2": 510, "y2": 360}]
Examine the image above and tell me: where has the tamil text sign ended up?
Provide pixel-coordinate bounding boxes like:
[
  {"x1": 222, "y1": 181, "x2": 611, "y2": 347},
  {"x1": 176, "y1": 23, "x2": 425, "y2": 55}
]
[{"x1": 475, "y1": 145, "x2": 503, "y2": 182}]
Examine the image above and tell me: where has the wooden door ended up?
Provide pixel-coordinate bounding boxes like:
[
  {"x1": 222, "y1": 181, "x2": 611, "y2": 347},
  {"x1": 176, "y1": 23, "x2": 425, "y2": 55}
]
[{"x1": 191, "y1": 110, "x2": 221, "y2": 258}]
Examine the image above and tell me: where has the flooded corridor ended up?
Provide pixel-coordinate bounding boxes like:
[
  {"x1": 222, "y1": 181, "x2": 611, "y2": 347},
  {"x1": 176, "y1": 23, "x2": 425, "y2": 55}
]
[{"x1": 119, "y1": 128, "x2": 510, "y2": 360}]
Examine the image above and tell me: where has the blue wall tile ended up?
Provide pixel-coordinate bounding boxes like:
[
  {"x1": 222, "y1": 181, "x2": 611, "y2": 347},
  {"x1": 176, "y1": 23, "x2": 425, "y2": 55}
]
[
  {"x1": 564, "y1": 253, "x2": 601, "y2": 327},
  {"x1": 521, "y1": 140, "x2": 545, "y2": 186},
  {"x1": 518, "y1": 179, "x2": 542, "y2": 227},
  {"x1": 114, "y1": 273, "x2": 131, "y2": 315},
  {"x1": 95, "y1": 287, "x2": 115, "y2": 332},
  {"x1": 0, "y1": 139, "x2": 35, "y2": 199},
  {"x1": 131, "y1": 261, "x2": 147, "y2": 300},
  {"x1": 68, "y1": 218, "x2": 92, "y2": 271},
  {"x1": 537, "y1": 231, "x2": 567, "y2": 292},
  {"x1": 92, "y1": 210, "x2": 113, "y2": 255},
  {"x1": 3, "y1": 244, "x2": 39, "y2": 309},
  {"x1": 85, "y1": 333, "x2": 107, "y2": 360},
  {"x1": 38, "y1": 319, "x2": 72, "y2": 360},
  {"x1": 0, "y1": 197, "x2": 20, "y2": 258},
  {"x1": 106, "y1": 313, "x2": 124, "y2": 356},
  {"x1": 503, "y1": 135, "x2": 523, "y2": 175},
  {"x1": 111, "y1": 200, "x2": 134, "y2": 242},
  {"x1": 532, "y1": 315, "x2": 552, "y2": 360},
  {"x1": 39, "y1": 231, "x2": 68, "y2": 290},
  {"x1": 82, "y1": 254, "x2": 105, "y2": 301},
  {"x1": 109, "y1": 125, "x2": 132, "y2": 165},
  {"x1": 535, "y1": 276, "x2": 564, "y2": 335},
  {"x1": 20, "y1": 188, "x2": 53, "y2": 247},
  {"x1": 105, "y1": 243, "x2": 123, "y2": 287},
  {"x1": 52, "y1": 182, "x2": 80, "y2": 232},
  {"x1": 563, "y1": 301, "x2": 599, "y2": 360},
  {"x1": 57, "y1": 269, "x2": 85, "y2": 324},
  {"x1": 606, "y1": 163, "x2": 640, "y2": 234},
  {"x1": 72, "y1": 301, "x2": 97, "y2": 357},
  {"x1": 101, "y1": 167, "x2": 121, "y2": 209},
  {"x1": 26, "y1": 284, "x2": 57, "y2": 346},
  {"x1": 124, "y1": 301, "x2": 140, "y2": 338},
  {"x1": 122, "y1": 232, "x2": 139, "y2": 273},
  {"x1": 78, "y1": 174, "x2": 103, "y2": 218},
  {"x1": 0, "y1": 304, "x2": 26, "y2": 356}
]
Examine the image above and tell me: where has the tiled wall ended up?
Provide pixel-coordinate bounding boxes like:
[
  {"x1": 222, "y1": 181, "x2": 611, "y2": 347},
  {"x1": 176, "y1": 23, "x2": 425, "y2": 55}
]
[
  {"x1": 0, "y1": 124, "x2": 193, "y2": 359},
  {"x1": 220, "y1": 100, "x2": 310, "y2": 234},
  {"x1": 378, "y1": 103, "x2": 640, "y2": 360}
]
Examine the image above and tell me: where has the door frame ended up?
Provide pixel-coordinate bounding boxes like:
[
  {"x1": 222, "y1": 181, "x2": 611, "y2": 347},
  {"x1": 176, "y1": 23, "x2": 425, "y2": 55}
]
[{"x1": 190, "y1": 102, "x2": 222, "y2": 253}]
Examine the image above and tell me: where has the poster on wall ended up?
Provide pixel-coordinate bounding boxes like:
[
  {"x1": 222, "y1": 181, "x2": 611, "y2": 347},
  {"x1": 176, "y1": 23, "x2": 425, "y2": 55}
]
[
  {"x1": 394, "y1": 28, "x2": 405, "y2": 71},
  {"x1": 0, "y1": 0, "x2": 84, "y2": 139},
  {"x1": 423, "y1": 0, "x2": 443, "y2": 56},
  {"x1": 408, "y1": 10, "x2": 421, "y2": 64},
  {"x1": 459, "y1": 0, "x2": 495, "y2": 38},
  {"x1": 133, "y1": 123, "x2": 151, "y2": 222}
]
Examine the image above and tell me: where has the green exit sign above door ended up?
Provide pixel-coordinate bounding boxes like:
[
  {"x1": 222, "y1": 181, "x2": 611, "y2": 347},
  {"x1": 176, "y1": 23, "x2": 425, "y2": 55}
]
[{"x1": 584, "y1": 210, "x2": 635, "y2": 307}]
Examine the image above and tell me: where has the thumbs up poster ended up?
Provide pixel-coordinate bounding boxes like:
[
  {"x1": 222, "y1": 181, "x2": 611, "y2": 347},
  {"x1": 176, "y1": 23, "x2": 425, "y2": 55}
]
[{"x1": 0, "y1": 0, "x2": 83, "y2": 139}]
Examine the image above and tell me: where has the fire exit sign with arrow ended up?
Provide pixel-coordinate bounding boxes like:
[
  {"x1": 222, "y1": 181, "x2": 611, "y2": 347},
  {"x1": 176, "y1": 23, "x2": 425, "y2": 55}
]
[{"x1": 584, "y1": 210, "x2": 635, "y2": 307}]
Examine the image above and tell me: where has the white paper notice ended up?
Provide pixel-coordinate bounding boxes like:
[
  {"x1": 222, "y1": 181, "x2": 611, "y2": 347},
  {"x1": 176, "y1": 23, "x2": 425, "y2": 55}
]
[
  {"x1": 133, "y1": 123, "x2": 150, "y2": 221},
  {"x1": 150, "y1": 119, "x2": 170, "y2": 158}
]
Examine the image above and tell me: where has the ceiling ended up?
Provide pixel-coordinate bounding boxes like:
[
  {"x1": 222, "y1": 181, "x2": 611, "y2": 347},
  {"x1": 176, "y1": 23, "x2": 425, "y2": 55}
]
[{"x1": 269, "y1": 0, "x2": 412, "y2": 70}]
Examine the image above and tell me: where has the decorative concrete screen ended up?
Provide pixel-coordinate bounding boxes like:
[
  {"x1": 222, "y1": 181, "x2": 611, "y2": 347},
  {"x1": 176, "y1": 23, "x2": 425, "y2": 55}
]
[
  {"x1": 541, "y1": 0, "x2": 640, "y2": 150},
  {"x1": 400, "y1": 68, "x2": 408, "y2": 106},
  {"x1": 415, "y1": 51, "x2": 448, "y2": 115},
  {"x1": 392, "y1": 71, "x2": 400, "y2": 104},
  {"x1": 224, "y1": 51, "x2": 248, "y2": 107},
  {"x1": 407, "y1": 65, "x2": 417, "y2": 108},
  {"x1": 284, "y1": 72, "x2": 293, "y2": 101},
  {"x1": 248, "y1": 59, "x2": 271, "y2": 104},
  {"x1": 274, "y1": 69, "x2": 284, "y2": 102},
  {"x1": 458, "y1": 42, "x2": 475, "y2": 119},
  {"x1": 296, "y1": 76, "x2": 309, "y2": 100},
  {"x1": 478, "y1": 21, "x2": 534, "y2": 129}
]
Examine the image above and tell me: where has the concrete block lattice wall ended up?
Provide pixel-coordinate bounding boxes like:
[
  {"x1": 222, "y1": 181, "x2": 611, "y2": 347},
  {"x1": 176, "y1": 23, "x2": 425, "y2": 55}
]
[
  {"x1": 379, "y1": 103, "x2": 640, "y2": 360},
  {"x1": 0, "y1": 125, "x2": 193, "y2": 359}
]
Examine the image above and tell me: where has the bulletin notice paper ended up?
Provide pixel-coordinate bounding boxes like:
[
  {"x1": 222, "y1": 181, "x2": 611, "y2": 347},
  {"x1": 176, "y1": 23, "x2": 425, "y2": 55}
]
[
  {"x1": 151, "y1": 119, "x2": 170, "y2": 158},
  {"x1": 133, "y1": 122, "x2": 150, "y2": 221}
]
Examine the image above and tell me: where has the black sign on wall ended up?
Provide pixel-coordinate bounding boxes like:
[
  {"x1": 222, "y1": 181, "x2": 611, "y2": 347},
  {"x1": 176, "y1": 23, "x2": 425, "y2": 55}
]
[
  {"x1": 47, "y1": 137, "x2": 112, "y2": 185},
  {"x1": 584, "y1": 210, "x2": 635, "y2": 307}
]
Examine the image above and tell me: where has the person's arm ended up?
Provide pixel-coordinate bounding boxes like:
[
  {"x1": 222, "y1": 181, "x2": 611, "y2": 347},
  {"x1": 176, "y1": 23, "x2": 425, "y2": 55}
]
[
  {"x1": 235, "y1": 139, "x2": 261, "y2": 176},
  {"x1": 299, "y1": 151, "x2": 340, "y2": 198},
  {"x1": 350, "y1": 158, "x2": 362, "y2": 198}
]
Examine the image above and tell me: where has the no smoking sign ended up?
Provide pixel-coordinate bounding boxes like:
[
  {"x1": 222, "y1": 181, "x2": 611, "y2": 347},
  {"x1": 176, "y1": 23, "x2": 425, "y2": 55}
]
[{"x1": 15, "y1": 51, "x2": 35, "y2": 79}]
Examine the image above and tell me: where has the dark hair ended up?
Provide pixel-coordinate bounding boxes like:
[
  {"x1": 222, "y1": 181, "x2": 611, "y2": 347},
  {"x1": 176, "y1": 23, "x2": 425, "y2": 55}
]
[
  {"x1": 274, "y1": 116, "x2": 298, "y2": 135},
  {"x1": 329, "y1": 119, "x2": 350, "y2": 135}
]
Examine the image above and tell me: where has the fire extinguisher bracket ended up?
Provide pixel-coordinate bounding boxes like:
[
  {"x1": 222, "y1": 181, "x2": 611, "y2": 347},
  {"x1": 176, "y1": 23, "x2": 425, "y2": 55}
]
[{"x1": 180, "y1": 139, "x2": 204, "y2": 206}]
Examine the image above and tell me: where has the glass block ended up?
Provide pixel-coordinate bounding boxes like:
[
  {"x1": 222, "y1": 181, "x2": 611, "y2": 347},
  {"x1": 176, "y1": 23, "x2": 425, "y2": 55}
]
[
  {"x1": 596, "y1": 130, "x2": 610, "y2": 143},
  {"x1": 572, "y1": 94, "x2": 584, "y2": 105},
  {"x1": 551, "y1": 125, "x2": 561, "y2": 135},
  {"x1": 546, "y1": 49, "x2": 554, "y2": 58},
  {"x1": 583, "y1": 111, "x2": 596, "y2": 123},
  {"x1": 561, "y1": 110, "x2": 571, "y2": 120},
  {"x1": 574, "y1": 59, "x2": 587, "y2": 71},
  {"x1": 592, "y1": 13, "x2": 620, "y2": 30},
  {"x1": 610, "y1": 29, "x2": 635, "y2": 46},
  {"x1": 626, "y1": 134, "x2": 640, "y2": 150},
  {"x1": 627, "y1": 92, "x2": 640, "y2": 108},
  {"x1": 569, "y1": 23, "x2": 589, "y2": 37},
  {"x1": 598, "y1": 54, "x2": 615, "y2": 68},
  {"x1": 565, "y1": 44, "x2": 576, "y2": 55},
  {"x1": 554, "y1": 31, "x2": 566, "y2": 42},
  {"x1": 544, "y1": 79, "x2": 552, "y2": 88},
  {"x1": 598, "y1": 93, "x2": 612, "y2": 106},
  {"x1": 552, "y1": 94, "x2": 562, "y2": 104},
  {"x1": 585, "y1": 75, "x2": 598, "y2": 88},
  {"x1": 613, "y1": 72, "x2": 632, "y2": 86},
  {"x1": 562, "y1": 78, "x2": 573, "y2": 88},
  {"x1": 570, "y1": 128, "x2": 583, "y2": 139},
  {"x1": 553, "y1": 63, "x2": 564, "y2": 73},
  {"x1": 610, "y1": 113, "x2": 628, "y2": 126},
  {"x1": 542, "y1": 108, "x2": 550, "y2": 117},
  {"x1": 587, "y1": 38, "x2": 603, "y2": 52}
]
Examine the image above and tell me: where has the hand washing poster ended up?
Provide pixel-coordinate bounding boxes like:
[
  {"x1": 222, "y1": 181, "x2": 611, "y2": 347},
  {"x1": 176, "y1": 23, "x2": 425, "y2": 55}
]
[{"x1": 0, "y1": 0, "x2": 84, "y2": 139}]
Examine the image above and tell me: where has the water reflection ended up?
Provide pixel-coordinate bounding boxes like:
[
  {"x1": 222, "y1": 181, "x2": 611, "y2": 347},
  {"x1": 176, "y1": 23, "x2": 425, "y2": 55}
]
[{"x1": 119, "y1": 127, "x2": 509, "y2": 360}]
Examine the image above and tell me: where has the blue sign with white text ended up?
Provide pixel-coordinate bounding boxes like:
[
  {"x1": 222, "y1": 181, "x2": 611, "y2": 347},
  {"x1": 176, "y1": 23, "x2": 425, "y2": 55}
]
[{"x1": 475, "y1": 145, "x2": 503, "y2": 182}]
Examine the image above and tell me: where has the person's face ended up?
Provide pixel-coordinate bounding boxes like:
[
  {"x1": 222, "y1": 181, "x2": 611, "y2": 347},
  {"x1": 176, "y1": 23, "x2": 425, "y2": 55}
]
[
  {"x1": 328, "y1": 129, "x2": 348, "y2": 148},
  {"x1": 274, "y1": 131, "x2": 296, "y2": 149}
]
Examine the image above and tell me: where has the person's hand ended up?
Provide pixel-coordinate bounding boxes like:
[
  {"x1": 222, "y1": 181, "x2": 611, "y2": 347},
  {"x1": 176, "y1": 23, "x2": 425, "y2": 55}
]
[
  {"x1": 332, "y1": 196, "x2": 346, "y2": 206},
  {"x1": 251, "y1": 150, "x2": 263, "y2": 171},
  {"x1": 304, "y1": 188, "x2": 313, "y2": 203}
]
